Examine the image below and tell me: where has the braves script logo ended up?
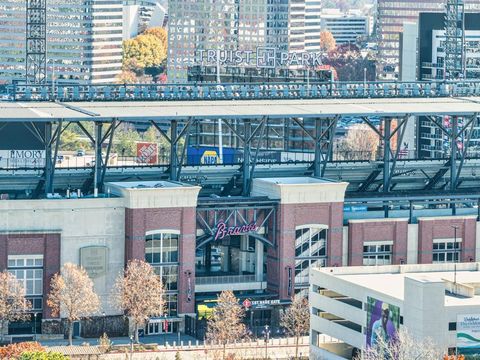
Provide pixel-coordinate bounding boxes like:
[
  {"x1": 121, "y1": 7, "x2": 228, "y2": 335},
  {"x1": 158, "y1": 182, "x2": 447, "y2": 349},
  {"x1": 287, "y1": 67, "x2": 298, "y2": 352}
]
[{"x1": 214, "y1": 220, "x2": 258, "y2": 240}]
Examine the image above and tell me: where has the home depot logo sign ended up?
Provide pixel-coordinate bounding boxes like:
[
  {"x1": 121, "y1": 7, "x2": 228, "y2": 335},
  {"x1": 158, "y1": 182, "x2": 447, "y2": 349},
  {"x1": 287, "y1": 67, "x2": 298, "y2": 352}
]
[{"x1": 136, "y1": 142, "x2": 158, "y2": 164}]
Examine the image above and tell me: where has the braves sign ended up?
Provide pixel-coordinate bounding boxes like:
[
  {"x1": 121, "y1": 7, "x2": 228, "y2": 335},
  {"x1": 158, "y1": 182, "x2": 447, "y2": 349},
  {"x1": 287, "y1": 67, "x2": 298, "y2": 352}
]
[
  {"x1": 214, "y1": 220, "x2": 258, "y2": 241},
  {"x1": 136, "y1": 142, "x2": 158, "y2": 164}
]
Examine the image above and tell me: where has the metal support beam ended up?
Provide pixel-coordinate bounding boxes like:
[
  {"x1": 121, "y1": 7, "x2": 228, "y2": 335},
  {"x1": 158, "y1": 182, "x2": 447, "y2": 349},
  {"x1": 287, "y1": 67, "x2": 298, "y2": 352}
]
[
  {"x1": 76, "y1": 122, "x2": 95, "y2": 144},
  {"x1": 100, "y1": 119, "x2": 116, "y2": 190},
  {"x1": 242, "y1": 119, "x2": 252, "y2": 196},
  {"x1": 383, "y1": 118, "x2": 391, "y2": 193},
  {"x1": 321, "y1": 117, "x2": 338, "y2": 177},
  {"x1": 150, "y1": 121, "x2": 171, "y2": 144},
  {"x1": 248, "y1": 120, "x2": 267, "y2": 193},
  {"x1": 177, "y1": 121, "x2": 192, "y2": 179},
  {"x1": 48, "y1": 120, "x2": 62, "y2": 194},
  {"x1": 170, "y1": 120, "x2": 178, "y2": 181},
  {"x1": 387, "y1": 116, "x2": 408, "y2": 186},
  {"x1": 450, "y1": 116, "x2": 458, "y2": 192},
  {"x1": 94, "y1": 122, "x2": 102, "y2": 196},
  {"x1": 314, "y1": 119, "x2": 322, "y2": 177},
  {"x1": 44, "y1": 122, "x2": 52, "y2": 195},
  {"x1": 456, "y1": 116, "x2": 476, "y2": 185}
]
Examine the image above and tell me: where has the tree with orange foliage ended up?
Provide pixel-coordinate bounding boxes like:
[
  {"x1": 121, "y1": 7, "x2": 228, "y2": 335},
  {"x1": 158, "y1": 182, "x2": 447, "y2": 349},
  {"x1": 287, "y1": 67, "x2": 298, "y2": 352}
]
[
  {"x1": 143, "y1": 27, "x2": 168, "y2": 51},
  {"x1": 320, "y1": 30, "x2": 336, "y2": 53},
  {"x1": 0, "y1": 270, "x2": 32, "y2": 342},
  {"x1": 47, "y1": 263, "x2": 101, "y2": 345},
  {"x1": 0, "y1": 342, "x2": 44, "y2": 359}
]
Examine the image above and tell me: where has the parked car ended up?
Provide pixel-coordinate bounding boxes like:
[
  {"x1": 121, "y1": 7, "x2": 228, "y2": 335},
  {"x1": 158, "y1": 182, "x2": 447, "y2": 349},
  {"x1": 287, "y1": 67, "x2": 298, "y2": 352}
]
[{"x1": 76, "y1": 149, "x2": 85, "y2": 157}]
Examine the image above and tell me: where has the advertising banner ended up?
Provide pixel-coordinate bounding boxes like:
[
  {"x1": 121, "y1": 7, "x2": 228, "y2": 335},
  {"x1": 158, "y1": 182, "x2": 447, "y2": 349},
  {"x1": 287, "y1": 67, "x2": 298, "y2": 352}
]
[
  {"x1": 457, "y1": 314, "x2": 480, "y2": 354},
  {"x1": 0, "y1": 150, "x2": 45, "y2": 168},
  {"x1": 136, "y1": 142, "x2": 158, "y2": 164},
  {"x1": 366, "y1": 297, "x2": 400, "y2": 347}
]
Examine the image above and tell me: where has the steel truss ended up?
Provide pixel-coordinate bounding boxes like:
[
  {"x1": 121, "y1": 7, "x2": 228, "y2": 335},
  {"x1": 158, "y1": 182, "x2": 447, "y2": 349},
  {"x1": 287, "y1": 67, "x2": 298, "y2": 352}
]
[
  {"x1": 196, "y1": 202, "x2": 277, "y2": 250},
  {"x1": 25, "y1": 0, "x2": 47, "y2": 84},
  {"x1": 2, "y1": 112, "x2": 480, "y2": 198}
]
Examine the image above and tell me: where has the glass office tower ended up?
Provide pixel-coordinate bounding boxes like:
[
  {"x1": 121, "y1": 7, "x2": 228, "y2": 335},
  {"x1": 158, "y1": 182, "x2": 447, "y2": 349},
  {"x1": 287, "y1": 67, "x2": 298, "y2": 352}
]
[
  {"x1": 0, "y1": 0, "x2": 123, "y2": 84},
  {"x1": 167, "y1": 0, "x2": 302, "y2": 83},
  {"x1": 376, "y1": 0, "x2": 480, "y2": 79}
]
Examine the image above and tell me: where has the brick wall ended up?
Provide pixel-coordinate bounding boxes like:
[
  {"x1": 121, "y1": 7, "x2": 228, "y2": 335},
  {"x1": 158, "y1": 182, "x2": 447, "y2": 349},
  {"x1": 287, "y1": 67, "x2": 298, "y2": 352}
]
[
  {"x1": 348, "y1": 220, "x2": 408, "y2": 266},
  {"x1": 0, "y1": 233, "x2": 61, "y2": 318},
  {"x1": 124, "y1": 207, "x2": 196, "y2": 314}
]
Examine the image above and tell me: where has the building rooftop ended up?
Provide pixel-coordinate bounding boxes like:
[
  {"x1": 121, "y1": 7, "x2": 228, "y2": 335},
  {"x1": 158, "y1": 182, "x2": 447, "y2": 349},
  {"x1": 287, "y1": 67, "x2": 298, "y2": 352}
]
[
  {"x1": 4, "y1": 97, "x2": 480, "y2": 121},
  {"x1": 316, "y1": 263, "x2": 480, "y2": 306},
  {"x1": 256, "y1": 177, "x2": 334, "y2": 185},
  {"x1": 106, "y1": 181, "x2": 190, "y2": 189}
]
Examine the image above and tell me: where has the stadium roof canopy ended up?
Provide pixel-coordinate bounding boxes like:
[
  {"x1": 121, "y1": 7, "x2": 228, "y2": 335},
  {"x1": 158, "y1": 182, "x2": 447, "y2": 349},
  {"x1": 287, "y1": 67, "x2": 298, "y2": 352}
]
[{"x1": 1, "y1": 97, "x2": 480, "y2": 122}]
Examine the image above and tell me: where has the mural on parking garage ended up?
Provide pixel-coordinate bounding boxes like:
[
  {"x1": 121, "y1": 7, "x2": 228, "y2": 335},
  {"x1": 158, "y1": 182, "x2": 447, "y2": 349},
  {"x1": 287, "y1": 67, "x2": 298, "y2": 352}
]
[
  {"x1": 457, "y1": 314, "x2": 480, "y2": 355},
  {"x1": 366, "y1": 296, "x2": 400, "y2": 347}
]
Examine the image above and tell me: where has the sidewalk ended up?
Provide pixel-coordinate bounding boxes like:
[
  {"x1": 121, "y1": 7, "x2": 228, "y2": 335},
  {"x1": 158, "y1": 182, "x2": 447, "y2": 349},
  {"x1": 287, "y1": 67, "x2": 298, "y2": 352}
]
[
  {"x1": 45, "y1": 336, "x2": 312, "y2": 360},
  {"x1": 39, "y1": 333, "x2": 197, "y2": 347}
]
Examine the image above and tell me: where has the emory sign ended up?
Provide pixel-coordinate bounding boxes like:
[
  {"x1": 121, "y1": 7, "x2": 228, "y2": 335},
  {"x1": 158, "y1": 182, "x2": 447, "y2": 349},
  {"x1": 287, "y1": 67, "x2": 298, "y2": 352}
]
[
  {"x1": 196, "y1": 47, "x2": 322, "y2": 68},
  {"x1": 214, "y1": 220, "x2": 258, "y2": 241}
]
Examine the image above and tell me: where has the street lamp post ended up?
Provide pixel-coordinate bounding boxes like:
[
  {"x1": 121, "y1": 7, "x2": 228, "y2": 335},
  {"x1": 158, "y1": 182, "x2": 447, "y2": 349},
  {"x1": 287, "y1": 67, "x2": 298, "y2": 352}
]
[
  {"x1": 262, "y1": 325, "x2": 270, "y2": 360},
  {"x1": 33, "y1": 313, "x2": 38, "y2": 341},
  {"x1": 452, "y1": 224, "x2": 459, "y2": 359},
  {"x1": 363, "y1": 67, "x2": 367, "y2": 94},
  {"x1": 102, "y1": 312, "x2": 106, "y2": 336},
  {"x1": 129, "y1": 335, "x2": 134, "y2": 360}
]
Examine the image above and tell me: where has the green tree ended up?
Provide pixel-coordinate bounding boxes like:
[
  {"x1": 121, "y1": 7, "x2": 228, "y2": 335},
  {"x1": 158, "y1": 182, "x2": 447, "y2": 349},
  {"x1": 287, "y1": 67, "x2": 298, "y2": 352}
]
[
  {"x1": 122, "y1": 34, "x2": 167, "y2": 75},
  {"x1": 59, "y1": 129, "x2": 90, "y2": 151},
  {"x1": 114, "y1": 129, "x2": 140, "y2": 157},
  {"x1": 19, "y1": 351, "x2": 69, "y2": 360}
]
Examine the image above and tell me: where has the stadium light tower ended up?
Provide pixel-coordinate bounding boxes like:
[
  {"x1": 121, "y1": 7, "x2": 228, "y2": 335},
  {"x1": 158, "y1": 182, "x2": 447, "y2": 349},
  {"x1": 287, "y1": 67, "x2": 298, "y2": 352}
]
[
  {"x1": 444, "y1": 0, "x2": 465, "y2": 80},
  {"x1": 25, "y1": 0, "x2": 47, "y2": 84}
]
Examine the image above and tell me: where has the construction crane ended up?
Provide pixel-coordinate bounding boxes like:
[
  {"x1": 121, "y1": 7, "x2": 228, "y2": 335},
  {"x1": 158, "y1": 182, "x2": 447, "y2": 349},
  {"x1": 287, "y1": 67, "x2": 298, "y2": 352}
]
[
  {"x1": 25, "y1": 0, "x2": 47, "y2": 84},
  {"x1": 444, "y1": 0, "x2": 465, "y2": 80}
]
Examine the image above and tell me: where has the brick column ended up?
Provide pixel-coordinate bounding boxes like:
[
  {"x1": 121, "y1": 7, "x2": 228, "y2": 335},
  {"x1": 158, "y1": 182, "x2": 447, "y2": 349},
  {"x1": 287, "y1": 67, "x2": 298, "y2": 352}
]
[
  {"x1": 252, "y1": 178, "x2": 348, "y2": 300},
  {"x1": 177, "y1": 207, "x2": 196, "y2": 315}
]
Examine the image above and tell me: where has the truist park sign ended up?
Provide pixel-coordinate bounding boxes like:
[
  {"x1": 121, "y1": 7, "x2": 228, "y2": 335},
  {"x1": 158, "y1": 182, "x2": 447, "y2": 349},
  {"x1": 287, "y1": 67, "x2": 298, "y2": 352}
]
[
  {"x1": 214, "y1": 220, "x2": 258, "y2": 241},
  {"x1": 196, "y1": 47, "x2": 322, "y2": 69}
]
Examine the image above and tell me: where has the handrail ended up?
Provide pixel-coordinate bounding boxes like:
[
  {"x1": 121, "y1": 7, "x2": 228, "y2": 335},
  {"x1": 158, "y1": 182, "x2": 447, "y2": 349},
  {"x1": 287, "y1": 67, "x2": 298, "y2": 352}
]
[{"x1": 3, "y1": 80, "x2": 480, "y2": 102}]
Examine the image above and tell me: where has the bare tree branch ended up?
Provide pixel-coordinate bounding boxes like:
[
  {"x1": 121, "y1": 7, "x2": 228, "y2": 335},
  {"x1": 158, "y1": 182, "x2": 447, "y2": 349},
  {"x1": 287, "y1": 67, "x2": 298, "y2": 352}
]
[
  {"x1": 112, "y1": 259, "x2": 165, "y2": 343},
  {"x1": 280, "y1": 295, "x2": 310, "y2": 360},
  {"x1": 47, "y1": 263, "x2": 100, "y2": 345},
  {"x1": 0, "y1": 271, "x2": 32, "y2": 342}
]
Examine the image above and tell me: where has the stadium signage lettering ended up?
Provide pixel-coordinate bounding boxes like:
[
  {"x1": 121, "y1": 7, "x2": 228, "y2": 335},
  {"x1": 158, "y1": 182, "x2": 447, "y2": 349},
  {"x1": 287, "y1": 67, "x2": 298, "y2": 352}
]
[
  {"x1": 9, "y1": 150, "x2": 44, "y2": 159},
  {"x1": 214, "y1": 220, "x2": 258, "y2": 240},
  {"x1": 196, "y1": 47, "x2": 322, "y2": 68}
]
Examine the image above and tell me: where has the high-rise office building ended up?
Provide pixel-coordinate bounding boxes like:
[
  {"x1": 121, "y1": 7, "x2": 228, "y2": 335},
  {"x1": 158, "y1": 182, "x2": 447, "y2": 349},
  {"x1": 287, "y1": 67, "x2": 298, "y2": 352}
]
[
  {"x1": 168, "y1": 0, "x2": 319, "y2": 83},
  {"x1": 376, "y1": 0, "x2": 480, "y2": 79},
  {"x1": 320, "y1": 9, "x2": 370, "y2": 45},
  {"x1": 0, "y1": 0, "x2": 123, "y2": 84},
  {"x1": 304, "y1": 0, "x2": 322, "y2": 52}
]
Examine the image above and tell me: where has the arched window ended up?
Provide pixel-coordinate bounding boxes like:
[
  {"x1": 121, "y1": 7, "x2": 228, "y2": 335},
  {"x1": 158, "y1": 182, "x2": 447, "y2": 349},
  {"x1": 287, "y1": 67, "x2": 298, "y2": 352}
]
[
  {"x1": 145, "y1": 230, "x2": 179, "y2": 293},
  {"x1": 294, "y1": 225, "x2": 328, "y2": 288}
]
